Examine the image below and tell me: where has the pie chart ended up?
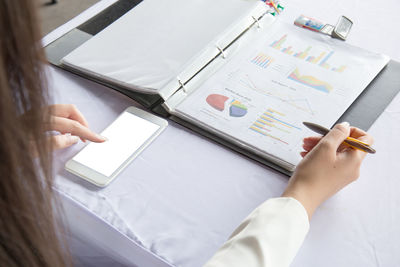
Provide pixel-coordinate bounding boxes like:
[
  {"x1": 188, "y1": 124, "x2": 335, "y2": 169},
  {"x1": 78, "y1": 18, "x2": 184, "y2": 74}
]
[
  {"x1": 229, "y1": 100, "x2": 248, "y2": 117},
  {"x1": 206, "y1": 94, "x2": 229, "y2": 111}
]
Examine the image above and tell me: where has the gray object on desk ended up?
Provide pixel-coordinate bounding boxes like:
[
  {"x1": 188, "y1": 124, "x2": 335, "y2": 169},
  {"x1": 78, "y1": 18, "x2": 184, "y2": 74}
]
[
  {"x1": 337, "y1": 60, "x2": 400, "y2": 130},
  {"x1": 44, "y1": 0, "x2": 400, "y2": 176}
]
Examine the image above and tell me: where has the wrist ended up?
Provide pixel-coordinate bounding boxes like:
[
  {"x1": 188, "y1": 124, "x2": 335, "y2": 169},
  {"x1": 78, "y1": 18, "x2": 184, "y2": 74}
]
[{"x1": 281, "y1": 180, "x2": 321, "y2": 220}]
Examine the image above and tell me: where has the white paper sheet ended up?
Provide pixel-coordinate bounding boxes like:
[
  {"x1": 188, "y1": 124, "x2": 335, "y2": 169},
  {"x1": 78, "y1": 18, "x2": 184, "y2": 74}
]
[
  {"x1": 176, "y1": 21, "x2": 389, "y2": 168},
  {"x1": 61, "y1": 0, "x2": 261, "y2": 93}
]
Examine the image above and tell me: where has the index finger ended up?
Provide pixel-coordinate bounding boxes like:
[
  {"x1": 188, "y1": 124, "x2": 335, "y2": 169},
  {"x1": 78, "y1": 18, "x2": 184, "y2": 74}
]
[
  {"x1": 51, "y1": 117, "x2": 106, "y2": 143},
  {"x1": 349, "y1": 127, "x2": 374, "y2": 146},
  {"x1": 343, "y1": 129, "x2": 374, "y2": 163}
]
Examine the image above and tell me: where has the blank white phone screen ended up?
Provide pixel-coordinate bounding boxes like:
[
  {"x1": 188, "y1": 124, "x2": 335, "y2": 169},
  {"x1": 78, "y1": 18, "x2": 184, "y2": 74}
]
[{"x1": 72, "y1": 112, "x2": 160, "y2": 177}]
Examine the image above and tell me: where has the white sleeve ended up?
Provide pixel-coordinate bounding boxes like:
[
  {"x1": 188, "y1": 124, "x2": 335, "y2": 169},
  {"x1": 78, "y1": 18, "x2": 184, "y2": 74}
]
[{"x1": 204, "y1": 197, "x2": 309, "y2": 267}]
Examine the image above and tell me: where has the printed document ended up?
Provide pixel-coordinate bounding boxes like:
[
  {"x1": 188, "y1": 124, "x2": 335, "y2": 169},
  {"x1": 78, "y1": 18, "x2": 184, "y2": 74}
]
[{"x1": 176, "y1": 22, "x2": 389, "y2": 167}]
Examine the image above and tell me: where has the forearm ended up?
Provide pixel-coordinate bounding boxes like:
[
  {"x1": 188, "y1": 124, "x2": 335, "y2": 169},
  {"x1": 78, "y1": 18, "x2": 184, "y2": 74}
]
[{"x1": 204, "y1": 197, "x2": 309, "y2": 267}]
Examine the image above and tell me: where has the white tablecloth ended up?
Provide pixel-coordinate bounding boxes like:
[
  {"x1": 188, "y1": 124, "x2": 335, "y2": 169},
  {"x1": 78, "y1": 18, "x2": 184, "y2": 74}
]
[{"x1": 48, "y1": 0, "x2": 400, "y2": 266}]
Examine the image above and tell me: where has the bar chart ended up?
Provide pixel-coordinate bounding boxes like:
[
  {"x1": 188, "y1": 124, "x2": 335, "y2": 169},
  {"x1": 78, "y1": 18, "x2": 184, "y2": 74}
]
[
  {"x1": 251, "y1": 53, "x2": 274, "y2": 69},
  {"x1": 249, "y1": 108, "x2": 301, "y2": 145},
  {"x1": 270, "y1": 34, "x2": 347, "y2": 73},
  {"x1": 287, "y1": 68, "x2": 333, "y2": 93}
]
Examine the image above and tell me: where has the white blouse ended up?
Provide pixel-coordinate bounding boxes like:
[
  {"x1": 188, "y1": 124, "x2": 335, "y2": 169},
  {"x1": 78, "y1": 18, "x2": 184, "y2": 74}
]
[{"x1": 204, "y1": 197, "x2": 309, "y2": 267}]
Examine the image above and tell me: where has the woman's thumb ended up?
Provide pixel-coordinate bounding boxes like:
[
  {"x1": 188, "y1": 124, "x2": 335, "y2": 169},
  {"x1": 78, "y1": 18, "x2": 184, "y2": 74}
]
[{"x1": 51, "y1": 134, "x2": 80, "y2": 150}]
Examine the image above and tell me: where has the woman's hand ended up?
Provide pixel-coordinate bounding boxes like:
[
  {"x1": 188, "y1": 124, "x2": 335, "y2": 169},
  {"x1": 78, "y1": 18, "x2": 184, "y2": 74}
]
[
  {"x1": 45, "y1": 104, "x2": 106, "y2": 150},
  {"x1": 282, "y1": 122, "x2": 373, "y2": 219}
]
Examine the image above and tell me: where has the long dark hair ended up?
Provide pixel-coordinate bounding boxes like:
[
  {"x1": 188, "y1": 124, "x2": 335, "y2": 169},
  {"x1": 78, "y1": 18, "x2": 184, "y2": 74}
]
[{"x1": 0, "y1": 1, "x2": 69, "y2": 266}]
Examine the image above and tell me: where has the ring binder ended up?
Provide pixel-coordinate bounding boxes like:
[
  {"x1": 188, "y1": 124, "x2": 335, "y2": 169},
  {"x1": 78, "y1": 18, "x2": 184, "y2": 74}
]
[
  {"x1": 49, "y1": 0, "x2": 393, "y2": 175},
  {"x1": 160, "y1": 5, "x2": 274, "y2": 102}
]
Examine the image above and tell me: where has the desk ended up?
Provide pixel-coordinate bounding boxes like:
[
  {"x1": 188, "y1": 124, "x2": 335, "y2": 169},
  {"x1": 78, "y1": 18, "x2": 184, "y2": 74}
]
[{"x1": 47, "y1": 0, "x2": 400, "y2": 266}]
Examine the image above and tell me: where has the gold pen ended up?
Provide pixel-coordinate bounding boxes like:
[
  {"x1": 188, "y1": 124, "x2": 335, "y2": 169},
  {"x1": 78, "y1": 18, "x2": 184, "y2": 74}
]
[{"x1": 303, "y1": 122, "x2": 376, "y2": 154}]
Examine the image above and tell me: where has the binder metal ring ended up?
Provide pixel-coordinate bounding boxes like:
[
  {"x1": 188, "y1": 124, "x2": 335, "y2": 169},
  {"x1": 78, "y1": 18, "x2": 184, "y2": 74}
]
[
  {"x1": 177, "y1": 78, "x2": 188, "y2": 93},
  {"x1": 215, "y1": 45, "x2": 226, "y2": 59},
  {"x1": 252, "y1": 16, "x2": 262, "y2": 28}
]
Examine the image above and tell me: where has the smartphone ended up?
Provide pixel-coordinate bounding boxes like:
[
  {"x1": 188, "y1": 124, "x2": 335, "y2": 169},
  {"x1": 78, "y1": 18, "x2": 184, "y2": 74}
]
[{"x1": 65, "y1": 106, "x2": 168, "y2": 187}]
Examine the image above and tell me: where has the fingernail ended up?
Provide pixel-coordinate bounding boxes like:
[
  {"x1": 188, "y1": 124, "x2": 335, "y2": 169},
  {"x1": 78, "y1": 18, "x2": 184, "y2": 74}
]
[
  {"x1": 68, "y1": 135, "x2": 80, "y2": 144},
  {"x1": 340, "y1": 121, "x2": 350, "y2": 127},
  {"x1": 97, "y1": 134, "x2": 108, "y2": 141}
]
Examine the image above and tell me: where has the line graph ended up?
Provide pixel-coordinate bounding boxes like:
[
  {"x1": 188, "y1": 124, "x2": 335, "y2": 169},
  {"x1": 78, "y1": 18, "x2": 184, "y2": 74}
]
[{"x1": 239, "y1": 74, "x2": 315, "y2": 115}]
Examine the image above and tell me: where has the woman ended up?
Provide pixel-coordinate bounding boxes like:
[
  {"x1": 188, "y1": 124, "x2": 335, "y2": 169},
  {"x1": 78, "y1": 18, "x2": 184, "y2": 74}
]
[
  {"x1": 0, "y1": 1, "x2": 104, "y2": 266},
  {"x1": 0, "y1": 1, "x2": 372, "y2": 266}
]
